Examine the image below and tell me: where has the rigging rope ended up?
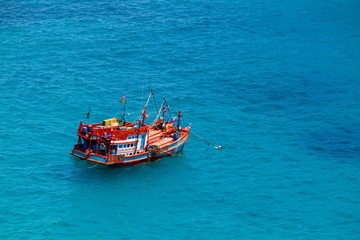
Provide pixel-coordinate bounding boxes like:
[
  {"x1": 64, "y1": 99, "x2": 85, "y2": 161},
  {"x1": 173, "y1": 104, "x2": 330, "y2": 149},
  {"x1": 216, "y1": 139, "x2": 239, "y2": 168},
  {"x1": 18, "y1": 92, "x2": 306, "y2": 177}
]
[
  {"x1": 152, "y1": 90, "x2": 158, "y2": 117},
  {"x1": 154, "y1": 101, "x2": 164, "y2": 123}
]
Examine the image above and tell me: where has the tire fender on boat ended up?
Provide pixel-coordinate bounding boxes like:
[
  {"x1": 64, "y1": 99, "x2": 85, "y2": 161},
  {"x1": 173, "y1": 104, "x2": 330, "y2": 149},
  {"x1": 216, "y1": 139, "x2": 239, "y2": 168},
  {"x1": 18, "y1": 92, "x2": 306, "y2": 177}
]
[{"x1": 85, "y1": 149, "x2": 90, "y2": 159}]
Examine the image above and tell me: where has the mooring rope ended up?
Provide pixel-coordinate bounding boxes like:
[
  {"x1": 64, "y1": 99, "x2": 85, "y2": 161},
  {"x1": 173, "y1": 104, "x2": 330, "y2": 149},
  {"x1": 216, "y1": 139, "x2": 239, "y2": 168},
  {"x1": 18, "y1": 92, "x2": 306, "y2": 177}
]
[
  {"x1": 189, "y1": 130, "x2": 217, "y2": 146},
  {"x1": 189, "y1": 129, "x2": 239, "y2": 150}
]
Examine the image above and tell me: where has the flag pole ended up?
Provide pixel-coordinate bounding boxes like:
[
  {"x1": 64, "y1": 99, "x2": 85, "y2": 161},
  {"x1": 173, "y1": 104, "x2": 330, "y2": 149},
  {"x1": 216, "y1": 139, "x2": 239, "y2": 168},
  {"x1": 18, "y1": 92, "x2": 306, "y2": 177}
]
[
  {"x1": 86, "y1": 107, "x2": 91, "y2": 124},
  {"x1": 120, "y1": 96, "x2": 126, "y2": 123}
]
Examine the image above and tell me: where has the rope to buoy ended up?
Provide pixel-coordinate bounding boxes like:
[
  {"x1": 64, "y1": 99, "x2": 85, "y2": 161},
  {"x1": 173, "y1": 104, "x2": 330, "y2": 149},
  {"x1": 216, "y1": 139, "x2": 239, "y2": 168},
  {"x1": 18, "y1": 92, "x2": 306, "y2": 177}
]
[
  {"x1": 189, "y1": 129, "x2": 239, "y2": 150},
  {"x1": 189, "y1": 130, "x2": 216, "y2": 146}
]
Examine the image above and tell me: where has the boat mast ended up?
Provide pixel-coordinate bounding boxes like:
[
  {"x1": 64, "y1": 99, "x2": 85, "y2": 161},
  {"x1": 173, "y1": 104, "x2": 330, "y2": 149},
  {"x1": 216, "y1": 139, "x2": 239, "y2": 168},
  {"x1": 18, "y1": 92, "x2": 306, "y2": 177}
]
[
  {"x1": 133, "y1": 91, "x2": 152, "y2": 155},
  {"x1": 140, "y1": 90, "x2": 153, "y2": 124},
  {"x1": 162, "y1": 105, "x2": 166, "y2": 122},
  {"x1": 142, "y1": 106, "x2": 147, "y2": 126},
  {"x1": 163, "y1": 98, "x2": 173, "y2": 120}
]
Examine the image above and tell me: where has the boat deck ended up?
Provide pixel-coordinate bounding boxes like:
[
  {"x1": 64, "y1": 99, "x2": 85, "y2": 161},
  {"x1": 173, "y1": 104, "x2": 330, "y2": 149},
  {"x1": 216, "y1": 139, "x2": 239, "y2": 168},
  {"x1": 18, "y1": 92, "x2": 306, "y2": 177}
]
[{"x1": 148, "y1": 129, "x2": 180, "y2": 148}]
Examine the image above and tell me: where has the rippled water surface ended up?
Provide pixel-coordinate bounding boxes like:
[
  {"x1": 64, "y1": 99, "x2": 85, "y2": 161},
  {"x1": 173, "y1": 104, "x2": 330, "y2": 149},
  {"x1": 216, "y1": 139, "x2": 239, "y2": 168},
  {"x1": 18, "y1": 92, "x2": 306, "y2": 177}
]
[{"x1": 1, "y1": 0, "x2": 360, "y2": 239}]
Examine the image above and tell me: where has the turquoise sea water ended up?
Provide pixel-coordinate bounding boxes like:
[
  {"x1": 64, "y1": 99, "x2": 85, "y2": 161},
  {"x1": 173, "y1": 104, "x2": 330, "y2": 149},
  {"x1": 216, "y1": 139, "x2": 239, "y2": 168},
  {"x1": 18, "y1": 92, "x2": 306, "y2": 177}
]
[{"x1": 1, "y1": 0, "x2": 360, "y2": 239}]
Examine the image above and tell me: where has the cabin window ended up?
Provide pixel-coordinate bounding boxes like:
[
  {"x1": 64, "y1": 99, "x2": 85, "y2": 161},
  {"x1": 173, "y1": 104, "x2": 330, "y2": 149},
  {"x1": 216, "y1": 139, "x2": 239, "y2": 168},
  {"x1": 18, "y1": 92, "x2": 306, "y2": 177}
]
[{"x1": 130, "y1": 143, "x2": 134, "y2": 147}]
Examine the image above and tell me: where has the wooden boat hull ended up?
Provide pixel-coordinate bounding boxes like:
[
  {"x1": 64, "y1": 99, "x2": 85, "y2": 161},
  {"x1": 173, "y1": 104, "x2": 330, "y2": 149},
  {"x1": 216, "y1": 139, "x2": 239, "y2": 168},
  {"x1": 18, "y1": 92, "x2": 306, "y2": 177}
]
[{"x1": 70, "y1": 130, "x2": 188, "y2": 166}]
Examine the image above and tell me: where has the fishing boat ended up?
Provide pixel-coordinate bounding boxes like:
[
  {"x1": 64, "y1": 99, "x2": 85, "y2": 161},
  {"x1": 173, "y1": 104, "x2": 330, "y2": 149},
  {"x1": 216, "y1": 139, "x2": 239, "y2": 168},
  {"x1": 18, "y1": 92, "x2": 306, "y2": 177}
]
[{"x1": 69, "y1": 91, "x2": 190, "y2": 166}]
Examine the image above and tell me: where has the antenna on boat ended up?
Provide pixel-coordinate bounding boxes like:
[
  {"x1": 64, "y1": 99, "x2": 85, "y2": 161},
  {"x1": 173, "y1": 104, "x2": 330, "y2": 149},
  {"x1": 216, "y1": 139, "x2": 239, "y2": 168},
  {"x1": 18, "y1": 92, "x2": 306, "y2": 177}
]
[{"x1": 151, "y1": 89, "x2": 158, "y2": 115}]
